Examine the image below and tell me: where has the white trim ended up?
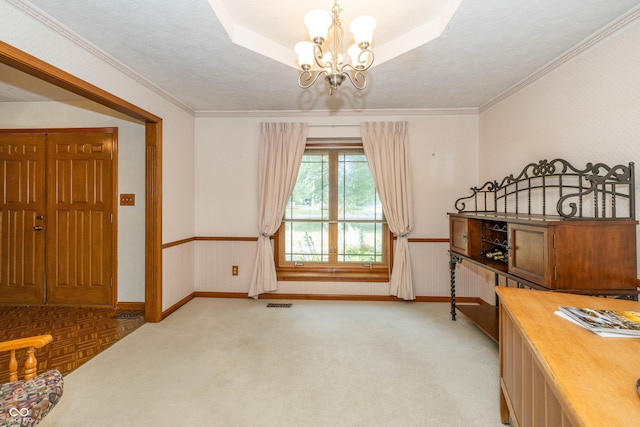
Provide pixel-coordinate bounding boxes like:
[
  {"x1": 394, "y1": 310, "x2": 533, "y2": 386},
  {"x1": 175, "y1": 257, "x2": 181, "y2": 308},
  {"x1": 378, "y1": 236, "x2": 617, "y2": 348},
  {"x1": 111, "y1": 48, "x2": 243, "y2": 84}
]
[
  {"x1": 480, "y1": 5, "x2": 640, "y2": 113},
  {"x1": 9, "y1": 0, "x2": 195, "y2": 115},
  {"x1": 194, "y1": 107, "x2": 479, "y2": 118}
]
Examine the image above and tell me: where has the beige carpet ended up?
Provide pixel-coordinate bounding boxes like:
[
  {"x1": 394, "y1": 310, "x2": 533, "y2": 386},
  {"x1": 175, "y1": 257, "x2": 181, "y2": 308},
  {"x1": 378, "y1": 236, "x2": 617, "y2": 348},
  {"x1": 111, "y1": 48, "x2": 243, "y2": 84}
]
[{"x1": 41, "y1": 298, "x2": 503, "y2": 426}]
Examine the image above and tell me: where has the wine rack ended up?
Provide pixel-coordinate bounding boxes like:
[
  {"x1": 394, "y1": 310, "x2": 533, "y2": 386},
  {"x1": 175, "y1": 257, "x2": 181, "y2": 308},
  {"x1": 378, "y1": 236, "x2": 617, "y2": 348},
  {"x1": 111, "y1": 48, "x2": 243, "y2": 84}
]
[{"x1": 480, "y1": 221, "x2": 508, "y2": 263}]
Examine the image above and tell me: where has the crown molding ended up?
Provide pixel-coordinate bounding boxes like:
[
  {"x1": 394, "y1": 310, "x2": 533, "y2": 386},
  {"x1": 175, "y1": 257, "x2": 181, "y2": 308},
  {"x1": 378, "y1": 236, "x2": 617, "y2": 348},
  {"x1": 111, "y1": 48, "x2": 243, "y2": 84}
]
[
  {"x1": 194, "y1": 107, "x2": 479, "y2": 118},
  {"x1": 480, "y1": 5, "x2": 640, "y2": 113},
  {"x1": 8, "y1": 0, "x2": 195, "y2": 115}
]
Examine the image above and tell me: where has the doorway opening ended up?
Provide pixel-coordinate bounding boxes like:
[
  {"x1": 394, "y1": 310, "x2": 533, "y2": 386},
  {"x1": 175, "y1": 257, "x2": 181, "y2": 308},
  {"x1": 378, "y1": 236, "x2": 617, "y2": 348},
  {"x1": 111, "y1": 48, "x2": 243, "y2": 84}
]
[{"x1": 0, "y1": 41, "x2": 163, "y2": 321}]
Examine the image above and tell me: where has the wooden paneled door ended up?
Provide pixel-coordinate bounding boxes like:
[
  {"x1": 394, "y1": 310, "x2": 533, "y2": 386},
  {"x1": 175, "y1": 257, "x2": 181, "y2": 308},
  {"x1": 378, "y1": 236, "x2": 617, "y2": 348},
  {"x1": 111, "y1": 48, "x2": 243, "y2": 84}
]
[
  {"x1": 0, "y1": 129, "x2": 115, "y2": 306},
  {"x1": 46, "y1": 130, "x2": 114, "y2": 305},
  {"x1": 0, "y1": 133, "x2": 47, "y2": 304}
]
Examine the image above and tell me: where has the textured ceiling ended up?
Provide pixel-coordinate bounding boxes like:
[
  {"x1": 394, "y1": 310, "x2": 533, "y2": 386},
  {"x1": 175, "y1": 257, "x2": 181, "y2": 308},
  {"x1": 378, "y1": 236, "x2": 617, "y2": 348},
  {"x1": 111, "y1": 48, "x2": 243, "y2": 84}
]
[{"x1": 5, "y1": 0, "x2": 640, "y2": 112}]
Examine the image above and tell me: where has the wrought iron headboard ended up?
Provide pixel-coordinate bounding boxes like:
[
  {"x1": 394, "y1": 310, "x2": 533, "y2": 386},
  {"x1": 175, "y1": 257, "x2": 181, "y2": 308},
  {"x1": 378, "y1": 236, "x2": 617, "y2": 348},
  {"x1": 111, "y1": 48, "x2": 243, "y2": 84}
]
[{"x1": 454, "y1": 159, "x2": 636, "y2": 219}]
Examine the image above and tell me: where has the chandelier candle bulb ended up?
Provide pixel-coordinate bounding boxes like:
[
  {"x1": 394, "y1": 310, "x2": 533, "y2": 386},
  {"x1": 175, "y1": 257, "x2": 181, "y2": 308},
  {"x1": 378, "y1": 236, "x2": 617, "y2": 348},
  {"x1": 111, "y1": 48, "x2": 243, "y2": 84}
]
[
  {"x1": 295, "y1": 42, "x2": 315, "y2": 70},
  {"x1": 304, "y1": 9, "x2": 332, "y2": 43},
  {"x1": 349, "y1": 15, "x2": 377, "y2": 48}
]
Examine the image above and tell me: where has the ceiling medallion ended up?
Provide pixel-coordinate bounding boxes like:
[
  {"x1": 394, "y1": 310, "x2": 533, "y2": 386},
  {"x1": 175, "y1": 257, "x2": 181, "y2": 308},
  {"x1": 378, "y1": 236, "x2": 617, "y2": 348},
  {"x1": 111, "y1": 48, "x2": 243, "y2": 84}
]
[{"x1": 295, "y1": 0, "x2": 376, "y2": 95}]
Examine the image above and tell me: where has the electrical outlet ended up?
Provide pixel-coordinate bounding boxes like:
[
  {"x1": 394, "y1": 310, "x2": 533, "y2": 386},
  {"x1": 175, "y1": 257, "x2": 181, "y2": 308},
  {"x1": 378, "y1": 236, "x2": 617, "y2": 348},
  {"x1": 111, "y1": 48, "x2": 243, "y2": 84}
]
[{"x1": 232, "y1": 265, "x2": 238, "y2": 276}]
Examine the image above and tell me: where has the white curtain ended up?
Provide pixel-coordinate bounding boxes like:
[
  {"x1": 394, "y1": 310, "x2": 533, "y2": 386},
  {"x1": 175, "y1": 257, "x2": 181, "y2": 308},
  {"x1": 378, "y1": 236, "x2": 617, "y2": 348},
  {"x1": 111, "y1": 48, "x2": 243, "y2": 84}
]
[
  {"x1": 248, "y1": 122, "x2": 308, "y2": 299},
  {"x1": 361, "y1": 121, "x2": 415, "y2": 300}
]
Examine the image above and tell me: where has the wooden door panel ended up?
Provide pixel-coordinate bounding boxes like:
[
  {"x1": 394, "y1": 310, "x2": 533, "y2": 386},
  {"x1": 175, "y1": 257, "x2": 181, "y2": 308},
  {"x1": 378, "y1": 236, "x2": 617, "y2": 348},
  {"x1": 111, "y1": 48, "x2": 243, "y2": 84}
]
[
  {"x1": 508, "y1": 223, "x2": 551, "y2": 287},
  {"x1": 46, "y1": 131, "x2": 113, "y2": 305},
  {"x1": 449, "y1": 216, "x2": 469, "y2": 256},
  {"x1": 10, "y1": 211, "x2": 39, "y2": 285},
  {"x1": 53, "y1": 210, "x2": 107, "y2": 285},
  {"x1": 0, "y1": 134, "x2": 46, "y2": 304}
]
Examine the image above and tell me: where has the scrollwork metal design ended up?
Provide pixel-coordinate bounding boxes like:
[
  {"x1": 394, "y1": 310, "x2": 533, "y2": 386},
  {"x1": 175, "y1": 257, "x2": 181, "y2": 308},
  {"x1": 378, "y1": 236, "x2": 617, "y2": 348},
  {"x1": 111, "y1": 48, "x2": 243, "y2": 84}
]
[
  {"x1": 555, "y1": 162, "x2": 633, "y2": 218},
  {"x1": 454, "y1": 180, "x2": 499, "y2": 212},
  {"x1": 453, "y1": 159, "x2": 635, "y2": 220}
]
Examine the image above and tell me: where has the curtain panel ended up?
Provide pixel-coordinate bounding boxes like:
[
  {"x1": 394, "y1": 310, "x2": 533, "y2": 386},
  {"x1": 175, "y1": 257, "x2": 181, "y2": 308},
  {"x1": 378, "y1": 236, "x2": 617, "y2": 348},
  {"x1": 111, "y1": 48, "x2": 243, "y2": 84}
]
[
  {"x1": 248, "y1": 122, "x2": 308, "y2": 298},
  {"x1": 361, "y1": 121, "x2": 415, "y2": 300}
]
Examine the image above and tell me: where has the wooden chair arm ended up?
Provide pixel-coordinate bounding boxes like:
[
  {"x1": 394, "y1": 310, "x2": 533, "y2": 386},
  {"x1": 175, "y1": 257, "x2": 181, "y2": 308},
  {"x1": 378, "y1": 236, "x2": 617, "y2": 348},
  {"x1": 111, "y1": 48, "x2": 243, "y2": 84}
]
[
  {"x1": 1, "y1": 334, "x2": 53, "y2": 382},
  {"x1": 0, "y1": 334, "x2": 53, "y2": 352}
]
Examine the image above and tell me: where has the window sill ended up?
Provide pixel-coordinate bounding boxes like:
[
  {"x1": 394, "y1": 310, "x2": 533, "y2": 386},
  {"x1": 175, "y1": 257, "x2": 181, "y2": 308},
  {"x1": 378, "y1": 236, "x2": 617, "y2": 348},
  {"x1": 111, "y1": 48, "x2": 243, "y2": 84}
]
[{"x1": 276, "y1": 267, "x2": 389, "y2": 282}]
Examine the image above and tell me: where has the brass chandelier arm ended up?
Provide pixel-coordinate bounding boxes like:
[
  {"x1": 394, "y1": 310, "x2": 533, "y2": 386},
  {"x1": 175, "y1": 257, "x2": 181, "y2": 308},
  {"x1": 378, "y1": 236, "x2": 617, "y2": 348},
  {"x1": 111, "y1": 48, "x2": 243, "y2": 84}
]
[
  {"x1": 298, "y1": 46, "x2": 374, "y2": 91},
  {"x1": 337, "y1": 48, "x2": 374, "y2": 90},
  {"x1": 298, "y1": 69, "x2": 326, "y2": 89},
  {"x1": 340, "y1": 48, "x2": 374, "y2": 73},
  {"x1": 354, "y1": 47, "x2": 374, "y2": 71},
  {"x1": 341, "y1": 69, "x2": 367, "y2": 90},
  {"x1": 313, "y1": 43, "x2": 331, "y2": 70}
]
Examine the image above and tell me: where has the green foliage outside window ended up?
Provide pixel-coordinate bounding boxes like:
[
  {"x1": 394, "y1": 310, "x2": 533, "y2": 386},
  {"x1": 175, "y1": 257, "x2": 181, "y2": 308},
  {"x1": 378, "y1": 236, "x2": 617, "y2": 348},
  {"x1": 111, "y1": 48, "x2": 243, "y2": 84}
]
[{"x1": 283, "y1": 150, "x2": 384, "y2": 264}]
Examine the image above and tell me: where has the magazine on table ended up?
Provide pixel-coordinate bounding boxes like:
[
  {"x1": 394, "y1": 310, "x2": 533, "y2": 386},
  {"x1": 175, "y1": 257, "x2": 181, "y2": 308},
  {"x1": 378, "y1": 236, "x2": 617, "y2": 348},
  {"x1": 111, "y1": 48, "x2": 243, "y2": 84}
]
[{"x1": 555, "y1": 306, "x2": 640, "y2": 338}]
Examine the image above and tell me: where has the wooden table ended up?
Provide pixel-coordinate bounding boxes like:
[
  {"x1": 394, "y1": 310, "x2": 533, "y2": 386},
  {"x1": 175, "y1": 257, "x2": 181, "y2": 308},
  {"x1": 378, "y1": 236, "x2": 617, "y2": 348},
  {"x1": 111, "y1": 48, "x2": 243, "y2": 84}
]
[{"x1": 497, "y1": 287, "x2": 640, "y2": 427}]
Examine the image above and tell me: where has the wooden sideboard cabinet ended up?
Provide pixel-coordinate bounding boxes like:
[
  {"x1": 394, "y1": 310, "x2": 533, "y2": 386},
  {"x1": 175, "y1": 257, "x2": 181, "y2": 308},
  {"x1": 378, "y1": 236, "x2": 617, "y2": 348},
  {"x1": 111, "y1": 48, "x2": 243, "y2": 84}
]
[
  {"x1": 498, "y1": 287, "x2": 640, "y2": 426},
  {"x1": 448, "y1": 159, "x2": 638, "y2": 342},
  {"x1": 449, "y1": 213, "x2": 638, "y2": 292}
]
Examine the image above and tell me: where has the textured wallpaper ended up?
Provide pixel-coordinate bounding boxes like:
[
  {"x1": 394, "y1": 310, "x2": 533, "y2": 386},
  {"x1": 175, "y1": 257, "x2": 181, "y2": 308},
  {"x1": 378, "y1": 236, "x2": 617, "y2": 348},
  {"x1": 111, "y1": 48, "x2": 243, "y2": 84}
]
[
  {"x1": 478, "y1": 17, "x2": 640, "y2": 298},
  {"x1": 479, "y1": 18, "x2": 640, "y2": 179}
]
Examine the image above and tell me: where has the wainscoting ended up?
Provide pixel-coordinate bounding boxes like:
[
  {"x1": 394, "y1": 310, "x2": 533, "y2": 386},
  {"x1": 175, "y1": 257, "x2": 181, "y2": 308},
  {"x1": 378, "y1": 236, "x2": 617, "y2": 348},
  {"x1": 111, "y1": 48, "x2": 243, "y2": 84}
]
[
  {"x1": 195, "y1": 238, "x2": 257, "y2": 293},
  {"x1": 162, "y1": 241, "x2": 195, "y2": 312},
  {"x1": 161, "y1": 237, "x2": 485, "y2": 313}
]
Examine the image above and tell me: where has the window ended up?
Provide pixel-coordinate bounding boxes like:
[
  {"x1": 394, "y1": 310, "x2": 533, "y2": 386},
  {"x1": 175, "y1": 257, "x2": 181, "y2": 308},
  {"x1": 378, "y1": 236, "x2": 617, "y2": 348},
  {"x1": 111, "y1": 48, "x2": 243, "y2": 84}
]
[{"x1": 275, "y1": 143, "x2": 390, "y2": 281}]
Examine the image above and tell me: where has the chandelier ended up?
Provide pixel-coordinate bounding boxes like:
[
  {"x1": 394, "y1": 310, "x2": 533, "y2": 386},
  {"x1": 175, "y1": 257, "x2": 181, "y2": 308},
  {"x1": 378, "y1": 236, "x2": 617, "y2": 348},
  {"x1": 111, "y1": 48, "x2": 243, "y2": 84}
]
[{"x1": 295, "y1": 0, "x2": 377, "y2": 95}]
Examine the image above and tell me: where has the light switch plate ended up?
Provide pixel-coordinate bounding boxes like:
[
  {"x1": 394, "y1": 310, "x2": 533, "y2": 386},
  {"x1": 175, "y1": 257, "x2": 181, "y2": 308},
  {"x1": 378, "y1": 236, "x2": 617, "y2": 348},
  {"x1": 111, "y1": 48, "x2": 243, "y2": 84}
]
[{"x1": 120, "y1": 194, "x2": 135, "y2": 206}]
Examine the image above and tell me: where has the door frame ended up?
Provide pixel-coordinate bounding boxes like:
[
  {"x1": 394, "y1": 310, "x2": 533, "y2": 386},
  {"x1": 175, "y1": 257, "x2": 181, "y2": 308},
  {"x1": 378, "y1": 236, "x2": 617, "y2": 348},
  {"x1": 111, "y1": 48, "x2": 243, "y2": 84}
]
[{"x1": 0, "y1": 41, "x2": 163, "y2": 322}]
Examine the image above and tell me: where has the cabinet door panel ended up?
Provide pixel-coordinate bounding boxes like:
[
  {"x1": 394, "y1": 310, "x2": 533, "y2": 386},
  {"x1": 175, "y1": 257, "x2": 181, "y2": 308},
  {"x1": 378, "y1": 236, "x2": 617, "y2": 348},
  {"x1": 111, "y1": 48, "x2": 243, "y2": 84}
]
[
  {"x1": 508, "y1": 224, "x2": 551, "y2": 286},
  {"x1": 450, "y1": 216, "x2": 469, "y2": 256}
]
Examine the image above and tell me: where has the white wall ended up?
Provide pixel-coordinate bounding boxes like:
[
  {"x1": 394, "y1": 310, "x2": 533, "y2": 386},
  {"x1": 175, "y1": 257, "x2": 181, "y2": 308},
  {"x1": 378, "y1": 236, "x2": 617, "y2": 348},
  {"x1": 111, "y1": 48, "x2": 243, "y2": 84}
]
[
  {"x1": 479, "y1": 18, "x2": 640, "y2": 297},
  {"x1": 195, "y1": 114, "x2": 479, "y2": 238},
  {"x1": 1, "y1": 0, "x2": 197, "y2": 310},
  {"x1": 194, "y1": 113, "x2": 482, "y2": 298},
  {"x1": 479, "y1": 20, "x2": 640, "y2": 178}
]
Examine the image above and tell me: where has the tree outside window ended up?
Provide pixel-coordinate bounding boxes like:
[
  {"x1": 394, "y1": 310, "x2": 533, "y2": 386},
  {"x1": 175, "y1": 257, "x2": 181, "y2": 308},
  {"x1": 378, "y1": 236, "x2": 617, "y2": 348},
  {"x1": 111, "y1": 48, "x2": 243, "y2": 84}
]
[{"x1": 275, "y1": 145, "x2": 390, "y2": 281}]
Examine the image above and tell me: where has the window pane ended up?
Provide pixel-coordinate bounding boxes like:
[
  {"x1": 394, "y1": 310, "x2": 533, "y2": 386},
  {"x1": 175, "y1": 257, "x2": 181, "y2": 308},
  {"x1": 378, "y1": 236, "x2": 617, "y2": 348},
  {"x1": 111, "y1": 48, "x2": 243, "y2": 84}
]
[
  {"x1": 284, "y1": 221, "x2": 329, "y2": 262},
  {"x1": 280, "y1": 146, "x2": 387, "y2": 270},
  {"x1": 337, "y1": 222, "x2": 383, "y2": 262},
  {"x1": 285, "y1": 153, "x2": 328, "y2": 220},
  {"x1": 338, "y1": 153, "x2": 382, "y2": 220}
]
